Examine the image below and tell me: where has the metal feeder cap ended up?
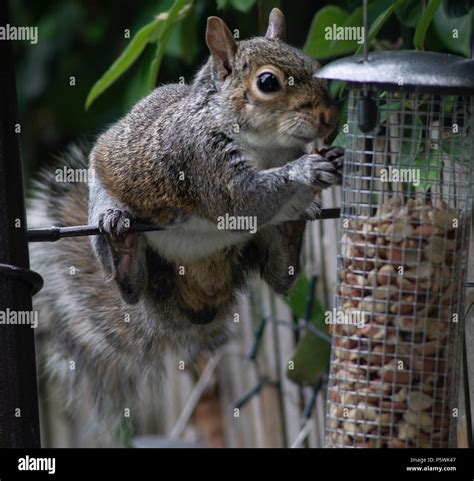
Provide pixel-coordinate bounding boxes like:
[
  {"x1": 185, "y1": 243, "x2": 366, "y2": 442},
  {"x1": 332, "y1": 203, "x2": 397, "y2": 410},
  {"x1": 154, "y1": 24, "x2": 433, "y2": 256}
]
[{"x1": 315, "y1": 50, "x2": 474, "y2": 94}]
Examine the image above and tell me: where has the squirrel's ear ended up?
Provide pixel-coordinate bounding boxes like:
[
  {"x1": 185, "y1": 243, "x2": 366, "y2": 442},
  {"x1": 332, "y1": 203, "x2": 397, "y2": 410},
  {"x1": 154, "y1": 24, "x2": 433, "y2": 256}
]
[
  {"x1": 206, "y1": 16, "x2": 237, "y2": 80},
  {"x1": 266, "y1": 8, "x2": 286, "y2": 41}
]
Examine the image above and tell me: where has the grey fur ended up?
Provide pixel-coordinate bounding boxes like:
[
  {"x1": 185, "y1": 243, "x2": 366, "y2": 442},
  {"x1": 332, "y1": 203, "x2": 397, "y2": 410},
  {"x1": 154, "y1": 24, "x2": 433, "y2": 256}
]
[{"x1": 28, "y1": 10, "x2": 343, "y2": 437}]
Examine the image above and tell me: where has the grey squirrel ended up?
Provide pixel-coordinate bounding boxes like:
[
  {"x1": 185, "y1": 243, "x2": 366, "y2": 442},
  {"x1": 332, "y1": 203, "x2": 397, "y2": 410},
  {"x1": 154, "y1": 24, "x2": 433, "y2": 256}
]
[{"x1": 29, "y1": 9, "x2": 343, "y2": 427}]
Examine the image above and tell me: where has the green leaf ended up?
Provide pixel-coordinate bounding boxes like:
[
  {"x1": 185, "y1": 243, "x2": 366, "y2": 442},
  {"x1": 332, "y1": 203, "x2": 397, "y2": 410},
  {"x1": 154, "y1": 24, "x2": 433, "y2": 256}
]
[
  {"x1": 305, "y1": 1, "x2": 402, "y2": 61},
  {"x1": 162, "y1": 0, "x2": 197, "y2": 63},
  {"x1": 284, "y1": 275, "x2": 324, "y2": 320},
  {"x1": 442, "y1": 95, "x2": 455, "y2": 113},
  {"x1": 304, "y1": 6, "x2": 362, "y2": 60},
  {"x1": 230, "y1": 0, "x2": 257, "y2": 12},
  {"x1": 147, "y1": 0, "x2": 192, "y2": 91},
  {"x1": 415, "y1": 148, "x2": 440, "y2": 192},
  {"x1": 287, "y1": 328, "x2": 330, "y2": 385},
  {"x1": 395, "y1": 0, "x2": 423, "y2": 27},
  {"x1": 401, "y1": 114, "x2": 423, "y2": 161},
  {"x1": 284, "y1": 276, "x2": 330, "y2": 385},
  {"x1": 441, "y1": 135, "x2": 469, "y2": 164},
  {"x1": 330, "y1": 79, "x2": 348, "y2": 100},
  {"x1": 177, "y1": 6, "x2": 199, "y2": 64},
  {"x1": 354, "y1": 0, "x2": 406, "y2": 55},
  {"x1": 379, "y1": 101, "x2": 403, "y2": 124},
  {"x1": 333, "y1": 130, "x2": 347, "y2": 149},
  {"x1": 122, "y1": 44, "x2": 158, "y2": 111},
  {"x1": 430, "y1": 6, "x2": 473, "y2": 57},
  {"x1": 329, "y1": 79, "x2": 343, "y2": 98},
  {"x1": 414, "y1": 0, "x2": 443, "y2": 51},
  {"x1": 85, "y1": 19, "x2": 160, "y2": 110},
  {"x1": 216, "y1": 0, "x2": 229, "y2": 8}
]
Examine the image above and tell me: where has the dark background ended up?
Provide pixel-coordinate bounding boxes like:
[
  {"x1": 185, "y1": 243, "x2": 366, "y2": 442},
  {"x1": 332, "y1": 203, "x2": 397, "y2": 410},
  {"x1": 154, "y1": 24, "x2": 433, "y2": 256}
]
[{"x1": 9, "y1": 0, "x2": 471, "y2": 186}]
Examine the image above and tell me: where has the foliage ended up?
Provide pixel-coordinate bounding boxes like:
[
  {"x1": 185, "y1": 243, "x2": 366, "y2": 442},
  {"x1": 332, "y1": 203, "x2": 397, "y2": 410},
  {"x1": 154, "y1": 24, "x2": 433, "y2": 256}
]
[
  {"x1": 87, "y1": 0, "x2": 473, "y2": 109},
  {"x1": 284, "y1": 275, "x2": 330, "y2": 385},
  {"x1": 413, "y1": 0, "x2": 443, "y2": 50},
  {"x1": 85, "y1": 0, "x2": 193, "y2": 109}
]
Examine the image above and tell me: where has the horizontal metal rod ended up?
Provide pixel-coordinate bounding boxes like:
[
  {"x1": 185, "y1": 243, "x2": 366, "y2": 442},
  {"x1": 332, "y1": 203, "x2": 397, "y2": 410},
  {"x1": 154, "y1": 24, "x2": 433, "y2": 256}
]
[
  {"x1": 27, "y1": 223, "x2": 166, "y2": 243},
  {"x1": 27, "y1": 208, "x2": 342, "y2": 243}
]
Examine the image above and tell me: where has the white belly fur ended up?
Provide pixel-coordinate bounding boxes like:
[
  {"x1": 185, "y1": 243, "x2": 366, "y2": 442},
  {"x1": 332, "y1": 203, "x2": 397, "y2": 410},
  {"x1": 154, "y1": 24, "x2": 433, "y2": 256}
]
[
  {"x1": 146, "y1": 180, "x2": 314, "y2": 262},
  {"x1": 145, "y1": 216, "x2": 251, "y2": 262}
]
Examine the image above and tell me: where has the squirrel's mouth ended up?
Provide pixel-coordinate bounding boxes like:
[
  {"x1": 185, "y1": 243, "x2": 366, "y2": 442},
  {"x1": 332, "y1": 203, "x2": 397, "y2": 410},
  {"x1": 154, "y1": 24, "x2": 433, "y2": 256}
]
[{"x1": 282, "y1": 115, "x2": 337, "y2": 145}]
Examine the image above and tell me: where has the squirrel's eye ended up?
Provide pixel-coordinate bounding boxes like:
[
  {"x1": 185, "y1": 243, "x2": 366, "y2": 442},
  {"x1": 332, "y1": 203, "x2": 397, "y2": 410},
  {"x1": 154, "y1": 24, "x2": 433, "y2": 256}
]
[{"x1": 257, "y1": 72, "x2": 281, "y2": 93}]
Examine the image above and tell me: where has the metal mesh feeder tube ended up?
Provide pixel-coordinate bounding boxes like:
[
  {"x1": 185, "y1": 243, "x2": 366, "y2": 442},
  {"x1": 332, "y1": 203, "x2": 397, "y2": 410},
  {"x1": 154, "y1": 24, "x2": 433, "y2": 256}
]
[{"x1": 316, "y1": 51, "x2": 474, "y2": 448}]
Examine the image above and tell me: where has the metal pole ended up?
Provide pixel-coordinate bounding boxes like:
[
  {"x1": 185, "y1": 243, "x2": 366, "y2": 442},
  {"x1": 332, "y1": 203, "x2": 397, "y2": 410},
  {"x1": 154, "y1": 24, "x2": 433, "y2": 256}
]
[{"x1": 0, "y1": 1, "x2": 41, "y2": 447}]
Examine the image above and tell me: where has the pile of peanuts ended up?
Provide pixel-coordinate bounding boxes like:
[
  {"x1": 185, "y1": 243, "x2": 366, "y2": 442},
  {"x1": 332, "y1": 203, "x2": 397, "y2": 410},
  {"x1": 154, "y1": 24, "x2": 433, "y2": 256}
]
[{"x1": 326, "y1": 197, "x2": 461, "y2": 448}]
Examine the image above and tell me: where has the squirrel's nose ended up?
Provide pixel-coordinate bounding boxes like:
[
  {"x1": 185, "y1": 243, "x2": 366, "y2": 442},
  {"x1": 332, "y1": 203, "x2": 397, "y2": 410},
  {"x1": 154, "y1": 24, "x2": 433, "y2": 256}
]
[{"x1": 314, "y1": 103, "x2": 339, "y2": 132}]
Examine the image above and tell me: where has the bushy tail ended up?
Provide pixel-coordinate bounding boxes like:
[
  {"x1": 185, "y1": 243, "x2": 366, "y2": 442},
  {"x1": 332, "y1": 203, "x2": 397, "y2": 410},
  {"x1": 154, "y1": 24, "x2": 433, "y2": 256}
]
[
  {"x1": 28, "y1": 145, "x2": 162, "y2": 444},
  {"x1": 27, "y1": 144, "x2": 90, "y2": 230}
]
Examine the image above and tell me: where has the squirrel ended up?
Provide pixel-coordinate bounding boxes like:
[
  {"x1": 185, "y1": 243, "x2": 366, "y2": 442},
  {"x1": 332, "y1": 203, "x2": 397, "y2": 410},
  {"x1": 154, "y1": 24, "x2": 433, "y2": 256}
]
[{"x1": 29, "y1": 8, "x2": 343, "y2": 430}]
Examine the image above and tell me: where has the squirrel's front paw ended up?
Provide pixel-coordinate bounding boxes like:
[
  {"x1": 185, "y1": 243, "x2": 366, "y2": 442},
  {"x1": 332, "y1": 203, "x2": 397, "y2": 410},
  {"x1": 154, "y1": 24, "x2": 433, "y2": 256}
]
[
  {"x1": 98, "y1": 208, "x2": 133, "y2": 239},
  {"x1": 292, "y1": 154, "x2": 340, "y2": 189},
  {"x1": 301, "y1": 198, "x2": 322, "y2": 221},
  {"x1": 94, "y1": 208, "x2": 144, "y2": 304},
  {"x1": 98, "y1": 209, "x2": 137, "y2": 281},
  {"x1": 318, "y1": 146, "x2": 344, "y2": 179}
]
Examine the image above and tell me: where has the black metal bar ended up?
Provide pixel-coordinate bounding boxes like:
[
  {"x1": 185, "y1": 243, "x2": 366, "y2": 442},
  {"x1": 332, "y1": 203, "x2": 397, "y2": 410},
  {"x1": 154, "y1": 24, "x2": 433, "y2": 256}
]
[
  {"x1": 317, "y1": 207, "x2": 341, "y2": 220},
  {"x1": 0, "y1": 264, "x2": 43, "y2": 297},
  {"x1": 302, "y1": 373, "x2": 326, "y2": 420},
  {"x1": 26, "y1": 208, "x2": 342, "y2": 243},
  {"x1": 246, "y1": 317, "x2": 267, "y2": 361},
  {"x1": 27, "y1": 222, "x2": 166, "y2": 243},
  {"x1": 232, "y1": 380, "x2": 268, "y2": 410},
  {"x1": 0, "y1": 1, "x2": 41, "y2": 447},
  {"x1": 304, "y1": 275, "x2": 317, "y2": 321}
]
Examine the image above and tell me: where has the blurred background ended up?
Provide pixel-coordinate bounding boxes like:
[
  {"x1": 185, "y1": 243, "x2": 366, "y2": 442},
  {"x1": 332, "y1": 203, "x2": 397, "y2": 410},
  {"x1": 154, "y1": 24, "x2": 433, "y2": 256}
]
[{"x1": 10, "y1": 0, "x2": 474, "y2": 447}]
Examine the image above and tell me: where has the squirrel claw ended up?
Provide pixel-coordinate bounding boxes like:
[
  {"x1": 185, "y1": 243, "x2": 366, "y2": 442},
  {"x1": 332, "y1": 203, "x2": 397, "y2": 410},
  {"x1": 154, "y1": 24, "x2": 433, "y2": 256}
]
[
  {"x1": 301, "y1": 198, "x2": 321, "y2": 221},
  {"x1": 311, "y1": 161, "x2": 340, "y2": 189},
  {"x1": 320, "y1": 146, "x2": 344, "y2": 175},
  {"x1": 98, "y1": 209, "x2": 133, "y2": 238},
  {"x1": 317, "y1": 146, "x2": 344, "y2": 185},
  {"x1": 98, "y1": 209, "x2": 138, "y2": 277},
  {"x1": 319, "y1": 146, "x2": 344, "y2": 161},
  {"x1": 99, "y1": 209, "x2": 138, "y2": 264}
]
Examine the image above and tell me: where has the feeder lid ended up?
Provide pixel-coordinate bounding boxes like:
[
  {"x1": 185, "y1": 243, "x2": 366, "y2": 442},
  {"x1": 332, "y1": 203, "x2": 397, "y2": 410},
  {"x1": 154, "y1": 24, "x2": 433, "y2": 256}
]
[{"x1": 315, "y1": 50, "x2": 474, "y2": 94}]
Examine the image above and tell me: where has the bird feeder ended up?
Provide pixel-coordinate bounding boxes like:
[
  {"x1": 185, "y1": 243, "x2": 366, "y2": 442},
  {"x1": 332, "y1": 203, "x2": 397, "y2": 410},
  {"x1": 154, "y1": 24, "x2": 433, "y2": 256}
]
[{"x1": 315, "y1": 51, "x2": 474, "y2": 448}]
